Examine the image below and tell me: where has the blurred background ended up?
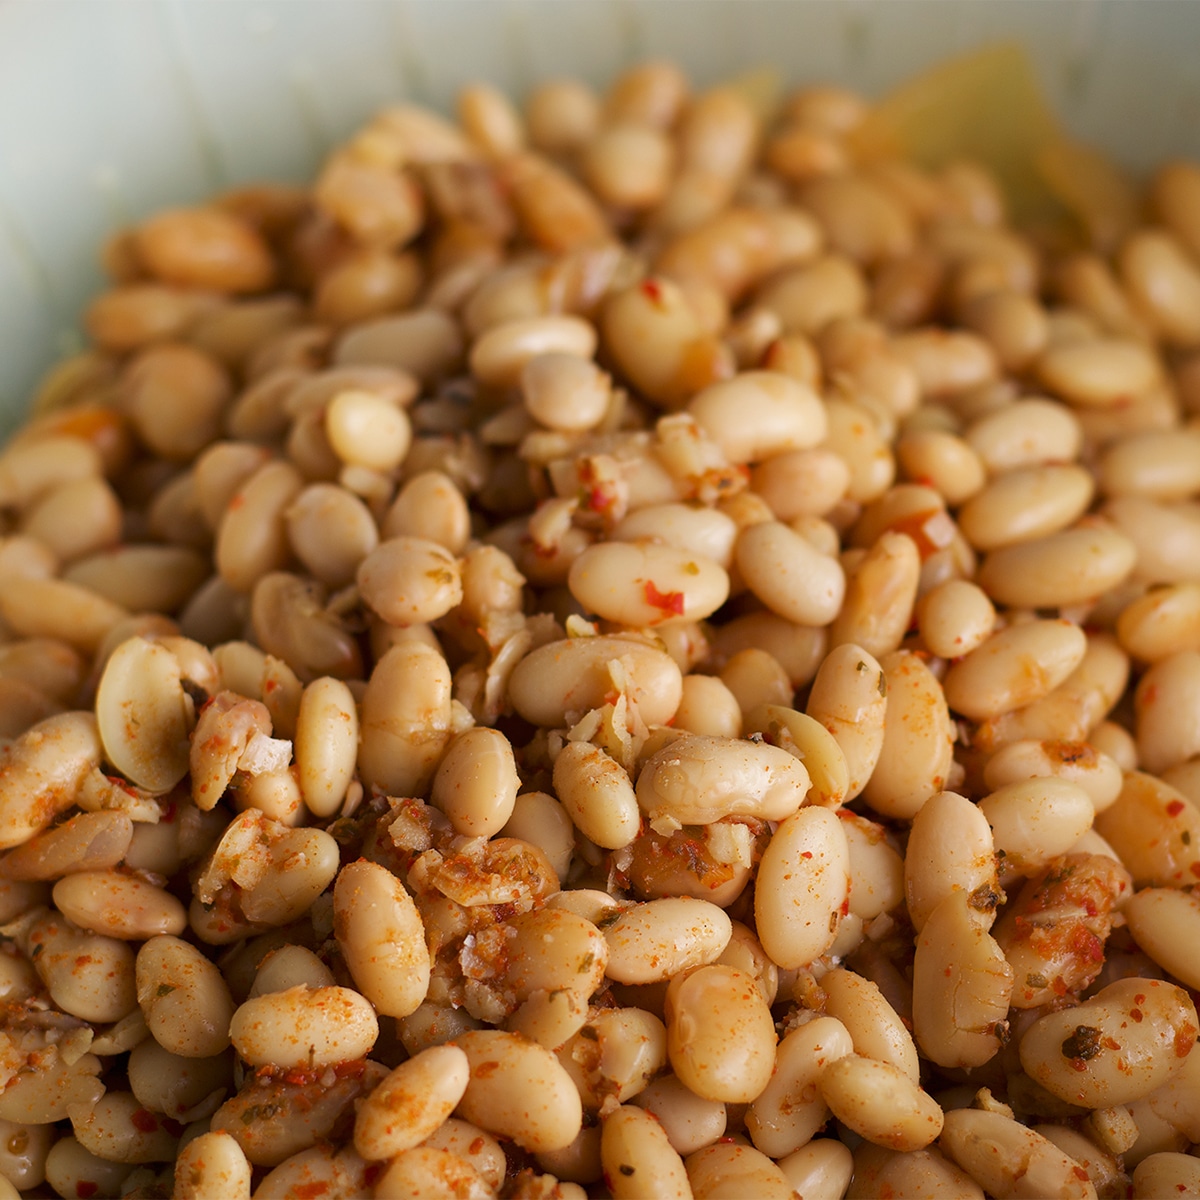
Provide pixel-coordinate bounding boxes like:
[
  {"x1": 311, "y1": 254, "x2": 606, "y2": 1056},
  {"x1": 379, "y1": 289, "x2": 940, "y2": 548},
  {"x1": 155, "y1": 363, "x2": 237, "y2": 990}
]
[{"x1": 2, "y1": 0, "x2": 1199, "y2": 429}]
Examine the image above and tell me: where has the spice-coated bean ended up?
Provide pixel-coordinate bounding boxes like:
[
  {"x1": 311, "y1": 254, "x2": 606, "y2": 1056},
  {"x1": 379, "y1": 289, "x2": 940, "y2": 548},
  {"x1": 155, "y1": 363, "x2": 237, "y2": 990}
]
[
  {"x1": 983, "y1": 739, "x2": 1124, "y2": 814},
  {"x1": 636, "y1": 733, "x2": 810, "y2": 827},
  {"x1": 823, "y1": 966, "x2": 919, "y2": 1082},
  {"x1": 604, "y1": 897, "x2": 731, "y2": 985},
  {"x1": 568, "y1": 541, "x2": 729, "y2": 626},
  {"x1": 454, "y1": 1029, "x2": 583, "y2": 1152},
  {"x1": 688, "y1": 371, "x2": 826, "y2": 463},
  {"x1": 805, "y1": 643, "x2": 887, "y2": 800},
  {"x1": 745, "y1": 704, "x2": 849, "y2": 809},
  {"x1": 333, "y1": 859, "x2": 430, "y2": 1019},
  {"x1": 136, "y1": 935, "x2": 235, "y2": 1058},
  {"x1": 52, "y1": 871, "x2": 186, "y2": 940},
  {"x1": 353, "y1": 1044, "x2": 470, "y2": 1161},
  {"x1": 1132, "y1": 1151, "x2": 1200, "y2": 1198},
  {"x1": 1120, "y1": 888, "x2": 1200, "y2": 989},
  {"x1": 779, "y1": 1139, "x2": 856, "y2": 1200},
  {"x1": 912, "y1": 891, "x2": 1013, "y2": 1069},
  {"x1": 1019, "y1": 978, "x2": 1198, "y2": 1108},
  {"x1": 499, "y1": 791, "x2": 575, "y2": 883},
  {"x1": 980, "y1": 778, "x2": 1096, "y2": 880},
  {"x1": 819, "y1": 1055, "x2": 943, "y2": 1151},
  {"x1": 1094, "y1": 771, "x2": 1200, "y2": 888},
  {"x1": 1116, "y1": 582, "x2": 1200, "y2": 661},
  {"x1": 229, "y1": 985, "x2": 377, "y2": 1069},
  {"x1": 601, "y1": 1104, "x2": 692, "y2": 1200},
  {"x1": 611, "y1": 504, "x2": 738, "y2": 569},
  {"x1": 358, "y1": 641, "x2": 453, "y2": 796},
  {"x1": 754, "y1": 806, "x2": 850, "y2": 969},
  {"x1": 823, "y1": 398, "x2": 897, "y2": 503},
  {"x1": 904, "y1": 790, "x2": 998, "y2": 932},
  {"x1": 173, "y1": 1132, "x2": 252, "y2": 1200},
  {"x1": 214, "y1": 460, "x2": 304, "y2": 594},
  {"x1": 685, "y1": 1141, "x2": 795, "y2": 1199},
  {"x1": 745, "y1": 1015, "x2": 853, "y2": 1157},
  {"x1": 1105, "y1": 495, "x2": 1200, "y2": 585},
  {"x1": 861, "y1": 650, "x2": 955, "y2": 819},
  {"x1": 556, "y1": 1006, "x2": 667, "y2": 1112},
  {"x1": 508, "y1": 636, "x2": 683, "y2": 728},
  {"x1": 965, "y1": 397, "x2": 1083, "y2": 473},
  {"x1": 69, "y1": 1091, "x2": 179, "y2": 1164},
  {"x1": 938, "y1": 1108, "x2": 1096, "y2": 1200},
  {"x1": 666, "y1": 965, "x2": 776, "y2": 1103},
  {"x1": 943, "y1": 619, "x2": 1087, "y2": 721},
  {"x1": 631, "y1": 1074, "x2": 727, "y2": 1157},
  {"x1": 553, "y1": 740, "x2": 641, "y2": 849}
]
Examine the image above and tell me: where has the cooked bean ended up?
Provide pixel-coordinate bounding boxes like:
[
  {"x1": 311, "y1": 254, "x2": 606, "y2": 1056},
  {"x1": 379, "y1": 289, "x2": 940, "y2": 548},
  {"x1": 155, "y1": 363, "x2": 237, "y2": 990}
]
[
  {"x1": 905, "y1": 790, "x2": 998, "y2": 932},
  {"x1": 805, "y1": 643, "x2": 887, "y2": 800},
  {"x1": 1094, "y1": 771, "x2": 1200, "y2": 888},
  {"x1": 685, "y1": 1141, "x2": 794, "y2": 1200},
  {"x1": 688, "y1": 371, "x2": 826, "y2": 463},
  {"x1": 823, "y1": 398, "x2": 897, "y2": 502},
  {"x1": 823, "y1": 966, "x2": 919, "y2": 1081},
  {"x1": 980, "y1": 778, "x2": 1096, "y2": 881},
  {"x1": 52, "y1": 871, "x2": 186, "y2": 940},
  {"x1": 912, "y1": 890, "x2": 1014, "y2": 1069},
  {"x1": 1122, "y1": 888, "x2": 1200, "y2": 989},
  {"x1": 965, "y1": 397, "x2": 1083, "y2": 473},
  {"x1": 334, "y1": 859, "x2": 430, "y2": 1018},
  {"x1": 938, "y1": 1108, "x2": 1096, "y2": 1199},
  {"x1": 666, "y1": 964, "x2": 776, "y2": 1103},
  {"x1": 215, "y1": 460, "x2": 304, "y2": 593},
  {"x1": 745, "y1": 1015, "x2": 853, "y2": 1157},
  {"x1": 604, "y1": 897, "x2": 731, "y2": 985},
  {"x1": 1038, "y1": 338, "x2": 1161, "y2": 407},
  {"x1": 959, "y1": 465, "x2": 1094, "y2": 552},
  {"x1": 0, "y1": 810, "x2": 131, "y2": 882},
  {"x1": 736, "y1": 520, "x2": 846, "y2": 626},
  {"x1": 779, "y1": 1139, "x2": 856, "y2": 1200},
  {"x1": 173, "y1": 1132, "x2": 251, "y2": 1200},
  {"x1": 819, "y1": 1055, "x2": 943, "y2": 1151},
  {"x1": 0, "y1": 576, "x2": 128, "y2": 653},
  {"x1": 983, "y1": 739, "x2": 1124, "y2": 814},
  {"x1": 71, "y1": 1090, "x2": 178, "y2": 1164},
  {"x1": 674, "y1": 675, "x2": 743, "y2": 738},
  {"x1": 136, "y1": 935, "x2": 235, "y2": 1058},
  {"x1": 636, "y1": 733, "x2": 810, "y2": 827},
  {"x1": 745, "y1": 704, "x2": 848, "y2": 809},
  {"x1": 861, "y1": 650, "x2": 954, "y2": 819},
  {"x1": 354, "y1": 1044, "x2": 469, "y2": 1160},
  {"x1": 1019, "y1": 978, "x2": 1198, "y2": 1108},
  {"x1": 553, "y1": 740, "x2": 640, "y2": 849},
  {"x1": 358, "y1": 641, "x2": 453, "y2": 796},
  {"x1": 556, "y1": 1006, "x2": 667, "y2": 1111},
  {"x1": 455, "y1": 1029, "x2": 583, "y2": 1152},
  {"x1": 229, "y1": 985, "x2": 377, "y2": 1069},
  {"x1": 509, "y1": 635, "x2": 683, "y2": 728},
  {"x1": 977, "y1": 526, "x2": 1136, "y2": 609},
  {"x1": 601, "y1": 1104, "x2": 692, "y2": 1200},
  {"x1": 1132, "y1": 1151, "x2": 1200, "y2": 1198},
  {"x1": 631, "y1": 1074, "x2": 727, "y2": 1157}
]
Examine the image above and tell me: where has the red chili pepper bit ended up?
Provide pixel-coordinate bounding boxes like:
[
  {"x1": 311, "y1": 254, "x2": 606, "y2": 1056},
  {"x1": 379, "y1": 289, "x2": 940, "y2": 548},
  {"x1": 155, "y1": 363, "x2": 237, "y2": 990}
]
[{"x1": 644, "y1": 580, "x2": 685, "y2": 616}]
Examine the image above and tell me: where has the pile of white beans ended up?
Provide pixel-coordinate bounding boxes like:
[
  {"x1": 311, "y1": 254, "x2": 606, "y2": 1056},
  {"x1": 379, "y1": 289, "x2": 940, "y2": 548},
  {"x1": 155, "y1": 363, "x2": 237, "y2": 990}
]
[{"x1": 1, "y1": 57, "x2": 1200, "y2": 1200}]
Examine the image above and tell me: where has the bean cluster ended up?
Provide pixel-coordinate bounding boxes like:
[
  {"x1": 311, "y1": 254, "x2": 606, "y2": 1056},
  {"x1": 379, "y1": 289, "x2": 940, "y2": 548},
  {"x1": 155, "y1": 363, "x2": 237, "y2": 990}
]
[{"x1": 0, "y1": 59, "x2": 1199, "y2": 1200}]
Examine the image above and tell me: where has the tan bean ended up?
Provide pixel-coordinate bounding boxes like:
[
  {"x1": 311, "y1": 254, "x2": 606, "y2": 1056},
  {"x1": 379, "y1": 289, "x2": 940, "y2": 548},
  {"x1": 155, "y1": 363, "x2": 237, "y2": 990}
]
[
  {"x1": 372, "y1": 1146, "x2": 491, "y2": 1200},
  {"x1": 499, "y1": 791, "x2": 575, "y2": 884},
  {"x1": 688, "y1": 371, "x2": 826, "y2": 464},
  {"x1": 214, "y1": 460, "x2": 303, "y2": 594},
  {"x1": 804, "y1": 643, "x2": 887, "y2": 801},
  {"x1": 1124, "y1": 888, "x2": 1200, "y2": 990},
  {"x1": 135, "y1": 206, "x2": 274, "y2": 292},
  {"x1": 755, "y1": 806, "x2": 850, "y2": 969},
  {"x1": 823, "y1": 966, "x2": 919, "y2": 1082},
  {"x1": 918, "y1": 579, "x2": 996, "y2": 658},
  {"x1": 455, "y1": 1029, "x2": 583, "y2": 1152},
  {"x1": 358, "y1": 641, "x2": 452, "y2": 796},
  {"x1": 685, "y1": 1141, "x2": 795, "y2": 1199},
  {"x1": 959, "y1": 465, "x2": 1095, "y2": 552},
  {"x1": 556, "y1": 1006, "x2": 667, "y2": 1112},
  {"x1": 984, "y1": 739, "x2": 1124, "y2": 814},
  {"x1": 823, "y1": 398, "x2": 897, "y2": 503},
  {"x1": 1095, "y1": 771, "x2": 1200, "y2": 888},
  {"x1": 0, "y1": 1034, "x2": 104, "y2": 1125},
  {"x1": 20, "y1": 475, "x2": 122, "y2": 563},
  {"x1": 745, "y1": 1015, "x2": 853, "y2": 1157},
  {"x1": 750, "y1": 447, "x2": 850, "y2": 520},
  {"x1": 354, "y1": 1044, "x2": 470, "y2": 1161},
  {"x1": 820, "y1": 1055, "x2": 943, "y2": 1151},
  {"x1": 569, "y1": 541, "x2": 729, "y2": 627},
  {"x1": 666, "y1": 965, "x2": 776, "y2": 1103},
  {"x1": 912, "y1": 891, "x2": 1014, "y2": 1068},
  {"x1": 1038, "y1": 338, "x2": 1161, "y2": 407},
  {"x1": 601, "y1": 1104, "x2": 692, "y2": 1200},
  {"x1": 249, "y1": 945, "x2": 334, "y2": 997},
  {"x1": 508, "y1": 635, "x2": 683, "y2": 728},
  {"x1": 1106, "y1": 496, "x2": 1200, "y2": 585},
  {"x1": 631, "y1": 1075, "x2": 726, "y2": 1157},
  {"x1": 636, "y1": 733, "x2": 810, "y2": 827},
  {"x1": 421, "y1": 1119, "x2": 506, "y2": 1190},
  {"x1": 52, "y1": 871, "x2": 185, "y2": 940},
  {"x1": 174, "y1": 1132, "x2": 252, "y2": 1200},
  {"x1": 0, "y1": 1116, "x2": 52, "y2": 1191},
  {"x1": 229, "y1": 985, "x2": 377, "y2": 1069},
  {"x1": 778, "y1": 1139, "x2": 856, "y2": 1200},
  {"x1": 830, "y1": 530, "x2": 920, "y2": 659},
  {"x1": 943, "y1": 619, "x2": 1087, "y2": 721},
  {"x1": 938, "y1": 1108, "x2": 1096, "y2": 1199},
  {"x1": 553, "y1": 740, "x2": 640, "y2": 849},
  {"x1": 965, "y1": 397, "x2": 1083, "y2": 473},
  {"x1": 70, "y1": 1091, "x2": 178, "y2": 1164},
  {"x1": 1132, "y1": 1151, "x2": 1200, "y2": 1199},
  {"x1": 736, "y1": 520, "x2": 845, "y2": 626},
  {"x1": 1117, "y1": 582, "x2": 1200, "y2": 662},
  {"x1": 714, "y1": 611, "x2": 827, "y2": 688},
  {"x1": 0, "y1": 576, "x2": 128, "y2": 654},
  {"x1": 980, "y1": 778, "x2": 1096, "y2": 881},
  {"x1": 136, "y1": 935, "x2": 235, "y2": 1058},
  {"x1": 0, "y1": 810, "x2": 131, "y2": 882},
  {"x1": 977, "y1": 526, "x2": 1137, "y2": 609},
  {"x1": 604, "y1": 897, "x2": 731, "y2": 985},
  {"x1": 1120, "y1": 229, "x2": 1200, "y2": 346},
  {"x1": 674, "y1": 675, "x2": 743, "y2": 738},
  {"x1": 757, "y1": 255, "x2": 868, "y2": 336},
  {"x1": 334, "y1": 859, "x2": 430, "y2": 1018},
  {"x1": 1020, "y1": 978, "x2": 1198, "y2": 1108},
  {"x1": 861, "y1": 650, "x2": 955, "y2": 820},
  {"x1": 0, "y1": 712, "x2": 101, "y2": 851}
]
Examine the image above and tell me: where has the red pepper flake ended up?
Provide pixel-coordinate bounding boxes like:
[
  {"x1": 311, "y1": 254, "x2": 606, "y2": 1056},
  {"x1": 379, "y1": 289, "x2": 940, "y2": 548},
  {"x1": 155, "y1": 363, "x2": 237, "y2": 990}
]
[
  {"x1": 640, "y1": 278, "x2": 664, "y2": 303},
  {"x1": 161, "y1": 800, "x2": 177, "y2": 824},
  {"x1": 293, "y1": 1184, "x2": 330, "y2": 1199},
  {"x1": 130, "y1": 1108, "x2": 159, "y2": 1133},
  {"x1": 1190, "y1": 862, "x2": 1200, "y2": 879},
  {"x1": 801, "y1": 851, "x2": 813, "y2": 859},
  {"x1": 1167, "y1": 800, "x2": 1186, "y2": 817},
  {"x1": 76, "y1": 1185, "x2": 98, "y2": 1199},
  {"x1": 644, "y1": 580, "x2": 685, "y2": 616},
  {"x1": 1073, "y1": 1166, "x2": 1090, "y2": 1182}
]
